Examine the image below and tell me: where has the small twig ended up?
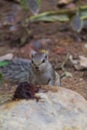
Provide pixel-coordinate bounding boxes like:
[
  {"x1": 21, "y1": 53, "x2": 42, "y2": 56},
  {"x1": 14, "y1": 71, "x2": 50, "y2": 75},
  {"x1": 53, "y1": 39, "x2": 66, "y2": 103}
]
[{"x1": 61, "y1": 53, "x2": 70, "y2": 72}]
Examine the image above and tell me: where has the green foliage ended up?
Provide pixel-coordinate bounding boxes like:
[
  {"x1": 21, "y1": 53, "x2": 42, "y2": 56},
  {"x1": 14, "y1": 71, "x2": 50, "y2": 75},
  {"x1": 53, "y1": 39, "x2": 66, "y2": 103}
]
[
  {"x1": 20, "y1": 0, "x2": 28, "y2": 9},
  {"x1": 20, "y1": 1, "x2": 87, "y2": 32},
  {"x1": 28, "y1": 6, "x2": 87, "y2": 32},
  {"x1": 0, "y1": 61, "x2": 10, "y2": 83},
  {"x1": 0, "y1": 73, "x2": 3, "y2": 83},
  {"x1": 20, "y1": 0, "x2": 41, "y2": 15},
  {"x1": 70, "y1": 7, "x2": 84, "y2": 32},
  {"x1": 71, "y1": 14, "x2": 84, "y2": 33},
  {"x1": 0, "y1": 61, "x2": 10, "y2": 67},
  {"x1": 37, "y1": 0, "x2": 41, "y2": 5}
]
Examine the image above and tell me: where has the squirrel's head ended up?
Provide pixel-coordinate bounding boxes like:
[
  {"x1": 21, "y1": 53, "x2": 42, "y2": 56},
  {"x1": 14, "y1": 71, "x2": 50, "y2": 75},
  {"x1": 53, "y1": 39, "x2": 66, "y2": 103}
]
[{"x1": 31, "y1": 52, "x2": 49, "y2": 72}]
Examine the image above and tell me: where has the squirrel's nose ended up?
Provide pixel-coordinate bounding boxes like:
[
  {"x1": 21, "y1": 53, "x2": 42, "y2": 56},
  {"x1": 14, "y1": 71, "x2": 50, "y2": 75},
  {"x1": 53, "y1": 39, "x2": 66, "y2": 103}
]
[{"x1": 35, "y1": 66, "x2": 39, "y2": 70}]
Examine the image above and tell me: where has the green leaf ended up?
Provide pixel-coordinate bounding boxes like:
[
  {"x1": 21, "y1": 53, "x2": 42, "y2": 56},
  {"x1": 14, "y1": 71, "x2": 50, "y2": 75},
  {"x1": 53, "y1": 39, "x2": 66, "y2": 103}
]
[
  {"x1": 37, "y1": 0, "x2": 41, "y2": 5},
  {"x1": 27, "y1": 6, "x2": 87, "y2": 23},
  {"x1": 0, "y1": 61, "x2": 11, "y2": 83},
  {"x1": 20, "y1": 0, "x2": 41, "y2": 15},
  {"x1": 0, "y1": 73, "x2": 3, "y2": 84},
  {"x1": 71, "y1": 11, "x2": 84, "y2": 32},
  {"x1": 28, "y1": 11, "x2": 70, "y2": 22},
  {"x1": 20, "y1": 0, "x2": 28, "y2": 10},
  {"x1": 0, "y1": 61, "x2": 10, "y2": 67},
  {"x1": 27, "y1": 0, "x2": 41, "y2": 15}
]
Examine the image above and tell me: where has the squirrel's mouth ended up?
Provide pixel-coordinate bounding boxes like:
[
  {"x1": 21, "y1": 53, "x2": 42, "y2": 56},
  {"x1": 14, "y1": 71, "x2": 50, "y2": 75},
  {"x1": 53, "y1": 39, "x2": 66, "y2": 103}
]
[
  {"x1": 34, "y1": 66, "x2": 40, "y2": 72},
  {"x1": 36, "y1": 69, "x2": 40, "y2": 72}
]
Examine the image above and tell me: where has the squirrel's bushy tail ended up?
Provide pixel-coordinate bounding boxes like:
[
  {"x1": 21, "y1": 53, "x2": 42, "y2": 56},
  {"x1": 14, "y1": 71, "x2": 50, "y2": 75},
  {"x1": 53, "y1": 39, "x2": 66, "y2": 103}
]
[{"x1": 0, "y1": 58, "x2": 31, "y2": 83}]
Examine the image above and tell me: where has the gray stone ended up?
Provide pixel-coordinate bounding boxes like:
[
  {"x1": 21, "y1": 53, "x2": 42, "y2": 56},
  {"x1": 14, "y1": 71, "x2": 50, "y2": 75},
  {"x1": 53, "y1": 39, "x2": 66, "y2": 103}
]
[{"x1": 0, "y1": 87, "x2": 87, "y2": 130}]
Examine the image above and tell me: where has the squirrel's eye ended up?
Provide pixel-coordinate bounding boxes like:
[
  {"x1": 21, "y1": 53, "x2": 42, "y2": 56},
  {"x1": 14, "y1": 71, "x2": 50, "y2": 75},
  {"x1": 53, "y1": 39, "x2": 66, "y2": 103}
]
[
  {"x1": 31, "y1": 60, "x2": 34, "y2": 64},
  {"x1": 42, "y1": 59, "x2": 45, "y2": 63}
]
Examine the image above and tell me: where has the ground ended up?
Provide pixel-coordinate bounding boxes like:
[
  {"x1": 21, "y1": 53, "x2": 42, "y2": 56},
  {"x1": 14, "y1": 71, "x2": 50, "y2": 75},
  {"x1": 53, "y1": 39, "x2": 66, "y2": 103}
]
[{"x1": 0, "y1": 0, "x2": 87, "y2": 104}]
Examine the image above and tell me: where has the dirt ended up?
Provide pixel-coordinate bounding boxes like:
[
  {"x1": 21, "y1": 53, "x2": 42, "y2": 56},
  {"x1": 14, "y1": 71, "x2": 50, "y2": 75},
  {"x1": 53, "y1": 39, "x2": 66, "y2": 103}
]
[{"x1": 0, "y1": 0, "x2": 87, "y2": 104}]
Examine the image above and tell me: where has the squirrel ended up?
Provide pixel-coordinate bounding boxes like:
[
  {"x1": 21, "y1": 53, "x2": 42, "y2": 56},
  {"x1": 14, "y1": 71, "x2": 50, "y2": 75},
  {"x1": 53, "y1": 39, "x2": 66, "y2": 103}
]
[{"x1": 0, "y1": 52, "x2": 61, "y2": 86}]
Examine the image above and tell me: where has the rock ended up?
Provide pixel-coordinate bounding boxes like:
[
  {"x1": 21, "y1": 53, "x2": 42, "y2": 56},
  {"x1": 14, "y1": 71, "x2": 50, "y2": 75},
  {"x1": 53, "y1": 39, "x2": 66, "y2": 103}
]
[
  {"x1": 0, "y1": 86, "x2": 87, "y2": 130},
  {"x1": 82, "y1": 43, "x2": 87, "y2": 57},
  {"x1": 57, "y1": 0, "x2": 76, "y2": 8},
  {"x1": 69, "y1": 54, "x2": 87, "y2": 70},
  {"x1": 58, "y1": 0, "x2": 75, "y2": 5},
  {"x1": 0, "y1": 53, "x2": 13, "y2": 62}
]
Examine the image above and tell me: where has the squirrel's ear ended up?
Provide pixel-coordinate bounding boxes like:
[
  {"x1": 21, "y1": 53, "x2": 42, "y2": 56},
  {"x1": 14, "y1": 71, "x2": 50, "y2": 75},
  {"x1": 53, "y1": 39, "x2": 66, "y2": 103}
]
[
  {"x1": 43, "y1": 50, "x2": 49, "y2": 59},
  {"x1": 31, "y1": 51, "x2": 37, "y2": 58}
]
